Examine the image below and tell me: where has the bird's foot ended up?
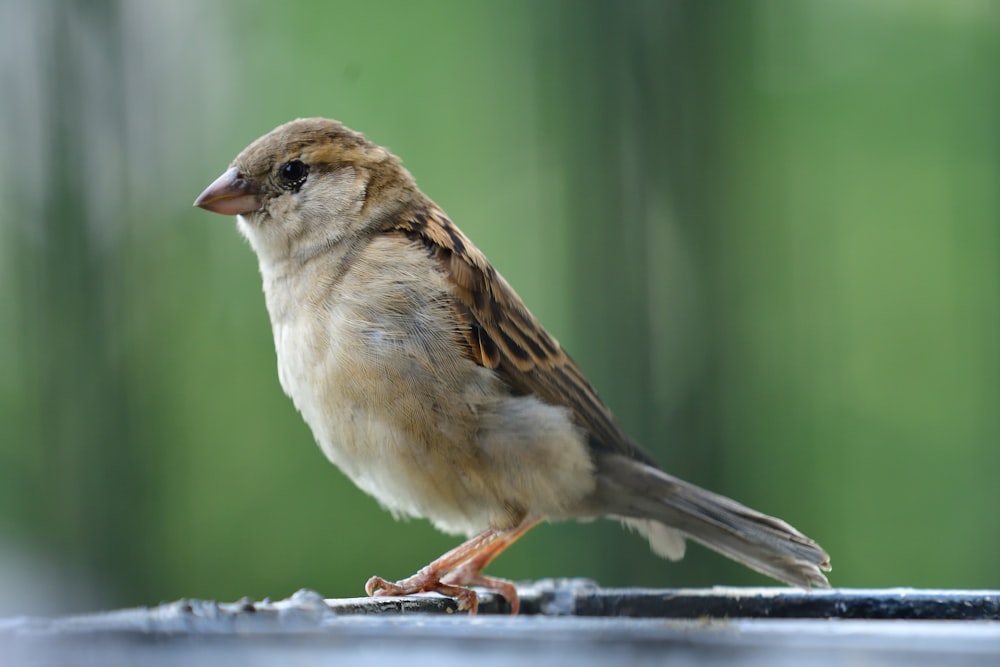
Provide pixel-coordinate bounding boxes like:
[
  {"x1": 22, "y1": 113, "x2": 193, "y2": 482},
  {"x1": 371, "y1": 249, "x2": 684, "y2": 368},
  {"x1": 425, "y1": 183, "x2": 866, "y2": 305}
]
[
  {"x1": 365, "y1": 518, "x2": 540, "y2": 614},
  {"x1": 365, "y1": 573, "x2": 481, "y2": 613},
  {"x1": 442, "y1": 564, "x2": 520, "y2": 614}
]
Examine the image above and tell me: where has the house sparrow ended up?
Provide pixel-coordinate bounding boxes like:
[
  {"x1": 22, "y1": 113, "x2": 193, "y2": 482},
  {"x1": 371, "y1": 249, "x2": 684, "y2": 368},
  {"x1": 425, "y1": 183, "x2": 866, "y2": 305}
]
[{"x1": 194, "y1": 118, "x2": 831, "y2": 613}]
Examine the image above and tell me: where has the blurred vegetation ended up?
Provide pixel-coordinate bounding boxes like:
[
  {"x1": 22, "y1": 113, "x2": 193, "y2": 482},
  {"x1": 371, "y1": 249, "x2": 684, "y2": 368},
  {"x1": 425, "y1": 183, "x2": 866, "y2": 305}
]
[{"x1": 1, "y1": 0, "x2": 998, "y2": 612}]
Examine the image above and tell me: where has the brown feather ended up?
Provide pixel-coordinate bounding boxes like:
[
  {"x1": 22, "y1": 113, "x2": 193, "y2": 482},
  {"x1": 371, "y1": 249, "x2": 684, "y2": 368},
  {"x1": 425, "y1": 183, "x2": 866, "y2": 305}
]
[{"x1": 387, "y1": 207, "x2": 656, "y2": 466}]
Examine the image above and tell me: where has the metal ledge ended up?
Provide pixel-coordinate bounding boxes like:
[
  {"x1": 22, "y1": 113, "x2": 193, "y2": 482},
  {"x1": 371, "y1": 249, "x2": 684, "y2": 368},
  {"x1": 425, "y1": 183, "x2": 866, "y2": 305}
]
[{"x1": 3, "y1": 582, "x2": 999, "y2": 667}]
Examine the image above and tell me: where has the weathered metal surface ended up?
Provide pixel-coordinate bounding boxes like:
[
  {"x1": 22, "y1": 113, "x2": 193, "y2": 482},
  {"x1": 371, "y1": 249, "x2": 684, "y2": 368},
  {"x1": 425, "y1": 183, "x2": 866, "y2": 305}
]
[
  {"x1": 2, "y1": 583, "x2": 999, "y2": 667},
  {"x1": 520, "y1": 581, "x2": 1000, "y2": 620}
]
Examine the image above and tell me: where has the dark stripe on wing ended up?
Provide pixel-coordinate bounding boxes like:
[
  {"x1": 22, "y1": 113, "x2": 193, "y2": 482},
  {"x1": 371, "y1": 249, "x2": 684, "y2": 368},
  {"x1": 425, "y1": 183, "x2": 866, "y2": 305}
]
[{"x1": 385, "y1": 207, "x2": 656, "y2": 467}]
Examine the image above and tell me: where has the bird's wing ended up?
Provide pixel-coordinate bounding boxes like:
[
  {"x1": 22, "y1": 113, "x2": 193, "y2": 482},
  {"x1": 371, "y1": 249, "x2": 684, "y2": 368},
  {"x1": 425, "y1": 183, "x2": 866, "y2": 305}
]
[{"x1": 387, "y1": 206, "x2": 656, "y2": 466}]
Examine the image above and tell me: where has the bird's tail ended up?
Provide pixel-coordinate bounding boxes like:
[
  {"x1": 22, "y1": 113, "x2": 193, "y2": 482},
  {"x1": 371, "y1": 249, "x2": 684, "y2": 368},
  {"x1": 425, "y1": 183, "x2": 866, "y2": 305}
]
[{"x1": 596, "y1": 454, "x2": 831, "y2": 589}]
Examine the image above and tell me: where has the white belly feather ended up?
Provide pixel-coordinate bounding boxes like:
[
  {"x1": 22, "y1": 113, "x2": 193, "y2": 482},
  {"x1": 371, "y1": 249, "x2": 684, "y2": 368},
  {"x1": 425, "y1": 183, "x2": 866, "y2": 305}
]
[{"x1": 261, "y1": 238, "x2": 596, "y2": 536}]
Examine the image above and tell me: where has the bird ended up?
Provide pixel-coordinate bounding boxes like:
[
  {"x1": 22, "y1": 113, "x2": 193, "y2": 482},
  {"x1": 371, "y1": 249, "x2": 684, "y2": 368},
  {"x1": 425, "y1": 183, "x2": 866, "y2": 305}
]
[{"x1": 194, "y1": 118, "x2": 831, "y2": 614}]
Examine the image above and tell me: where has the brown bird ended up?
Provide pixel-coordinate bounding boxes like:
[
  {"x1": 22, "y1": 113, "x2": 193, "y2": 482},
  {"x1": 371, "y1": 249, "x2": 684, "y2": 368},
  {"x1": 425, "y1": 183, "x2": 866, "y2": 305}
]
[{"x1": 194, "y1": 118, "x2": 831, "y2": 613}]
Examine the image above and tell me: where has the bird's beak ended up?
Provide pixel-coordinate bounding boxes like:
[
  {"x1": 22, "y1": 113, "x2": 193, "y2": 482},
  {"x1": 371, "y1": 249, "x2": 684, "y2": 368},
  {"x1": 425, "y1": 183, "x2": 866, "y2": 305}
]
[{"x1": 193, "y1": 167, "x2": 262, "y2": 215}]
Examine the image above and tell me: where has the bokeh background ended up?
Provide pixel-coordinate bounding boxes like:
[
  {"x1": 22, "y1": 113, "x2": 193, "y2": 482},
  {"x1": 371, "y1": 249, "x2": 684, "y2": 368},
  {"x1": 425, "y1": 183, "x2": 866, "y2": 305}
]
[{"x1": 1, "y1": 0, "x2": 998, "y2": 613}]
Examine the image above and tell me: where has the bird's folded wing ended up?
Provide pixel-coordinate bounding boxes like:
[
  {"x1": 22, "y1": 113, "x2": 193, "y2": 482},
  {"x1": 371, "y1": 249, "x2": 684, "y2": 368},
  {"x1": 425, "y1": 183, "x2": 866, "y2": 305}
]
[{"x1": 386, "y1": 207, "x2": 655, "y2": 466}]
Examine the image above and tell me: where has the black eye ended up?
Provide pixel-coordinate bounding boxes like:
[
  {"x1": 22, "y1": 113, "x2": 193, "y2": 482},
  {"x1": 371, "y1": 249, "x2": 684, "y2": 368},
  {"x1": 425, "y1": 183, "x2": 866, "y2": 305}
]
[{"x1": 278, "y1": 160, "x2": 308, "y2": 190}]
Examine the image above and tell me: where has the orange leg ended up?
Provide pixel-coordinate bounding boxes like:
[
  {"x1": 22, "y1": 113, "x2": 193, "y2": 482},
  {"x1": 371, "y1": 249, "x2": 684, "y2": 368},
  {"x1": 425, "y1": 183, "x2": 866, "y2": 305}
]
[{"x1": 365, "y1": 517, "x2": 541, "y2": 614}]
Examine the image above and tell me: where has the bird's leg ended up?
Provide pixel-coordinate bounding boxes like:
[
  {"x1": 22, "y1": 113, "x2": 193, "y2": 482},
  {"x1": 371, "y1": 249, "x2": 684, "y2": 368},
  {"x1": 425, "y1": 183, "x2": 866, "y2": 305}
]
[
  {"x1": 365, "y1": 517, "x2": 541, "y2": 614},
  {"x1": 365, "y1": 528, "x2": 503, "y2": 611},
  {"x1": 439, "y1": 518, "x2": 540, "y2": 614}
]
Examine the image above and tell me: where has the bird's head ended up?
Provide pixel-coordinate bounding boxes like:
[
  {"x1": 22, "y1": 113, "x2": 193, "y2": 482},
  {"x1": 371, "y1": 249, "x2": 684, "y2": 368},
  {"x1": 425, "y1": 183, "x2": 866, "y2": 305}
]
[{"x1": 194, "y1": 118, "x2": 415, "y2": 263}]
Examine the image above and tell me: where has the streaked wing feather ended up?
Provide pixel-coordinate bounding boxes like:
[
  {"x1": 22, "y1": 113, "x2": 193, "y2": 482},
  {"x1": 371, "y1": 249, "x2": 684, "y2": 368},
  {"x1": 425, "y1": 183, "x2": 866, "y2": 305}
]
[{"x1": 386, "y1": 207, "x2": 655, "y2": 466}]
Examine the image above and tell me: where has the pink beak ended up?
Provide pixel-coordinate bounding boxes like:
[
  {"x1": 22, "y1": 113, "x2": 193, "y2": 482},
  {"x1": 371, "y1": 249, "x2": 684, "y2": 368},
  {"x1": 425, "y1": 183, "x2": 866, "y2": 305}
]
[{"x1": 193, "y1": 167, "x2": 262, "y2": 215}]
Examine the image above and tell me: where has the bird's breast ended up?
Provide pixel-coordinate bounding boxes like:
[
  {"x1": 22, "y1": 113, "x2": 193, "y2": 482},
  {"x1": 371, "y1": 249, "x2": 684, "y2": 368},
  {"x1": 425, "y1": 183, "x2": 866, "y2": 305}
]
[
  {"x1": 259, "y1": 238, "x2": 597, "y2": 536},
  {"x1": 270, "y1": 300, "x2": 502, "y2": 534}
]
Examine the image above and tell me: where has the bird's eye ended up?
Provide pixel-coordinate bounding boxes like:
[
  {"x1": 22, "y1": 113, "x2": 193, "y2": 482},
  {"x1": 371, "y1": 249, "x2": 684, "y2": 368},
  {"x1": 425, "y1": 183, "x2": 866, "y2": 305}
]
[{"x1": 278, "y1": 160, "x2": 308, "y2": 190}]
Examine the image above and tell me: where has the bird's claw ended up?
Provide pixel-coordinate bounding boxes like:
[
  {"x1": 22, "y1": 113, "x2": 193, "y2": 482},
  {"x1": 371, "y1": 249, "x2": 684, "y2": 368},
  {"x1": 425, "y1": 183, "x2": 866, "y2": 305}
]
[
  {"x1": 442, "y1": 567, "x2": 521, "y2": 615},
  {"x1": 365, "y1": 574, "x2": 481, "y2": 613}
]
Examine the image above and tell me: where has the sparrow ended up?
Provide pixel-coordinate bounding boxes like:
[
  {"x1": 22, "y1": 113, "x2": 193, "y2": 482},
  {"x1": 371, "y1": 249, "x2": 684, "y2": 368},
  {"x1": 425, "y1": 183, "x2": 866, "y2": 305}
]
[{"x1": 194, "y1": 118, "x2": 831, "y2": 614}]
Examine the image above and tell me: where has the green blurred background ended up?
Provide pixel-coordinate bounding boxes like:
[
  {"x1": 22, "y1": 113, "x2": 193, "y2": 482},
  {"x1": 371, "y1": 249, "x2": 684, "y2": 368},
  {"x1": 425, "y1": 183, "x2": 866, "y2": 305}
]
[{"x1": 1, "y1": 0, "x2": 998, "y2": 613}]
